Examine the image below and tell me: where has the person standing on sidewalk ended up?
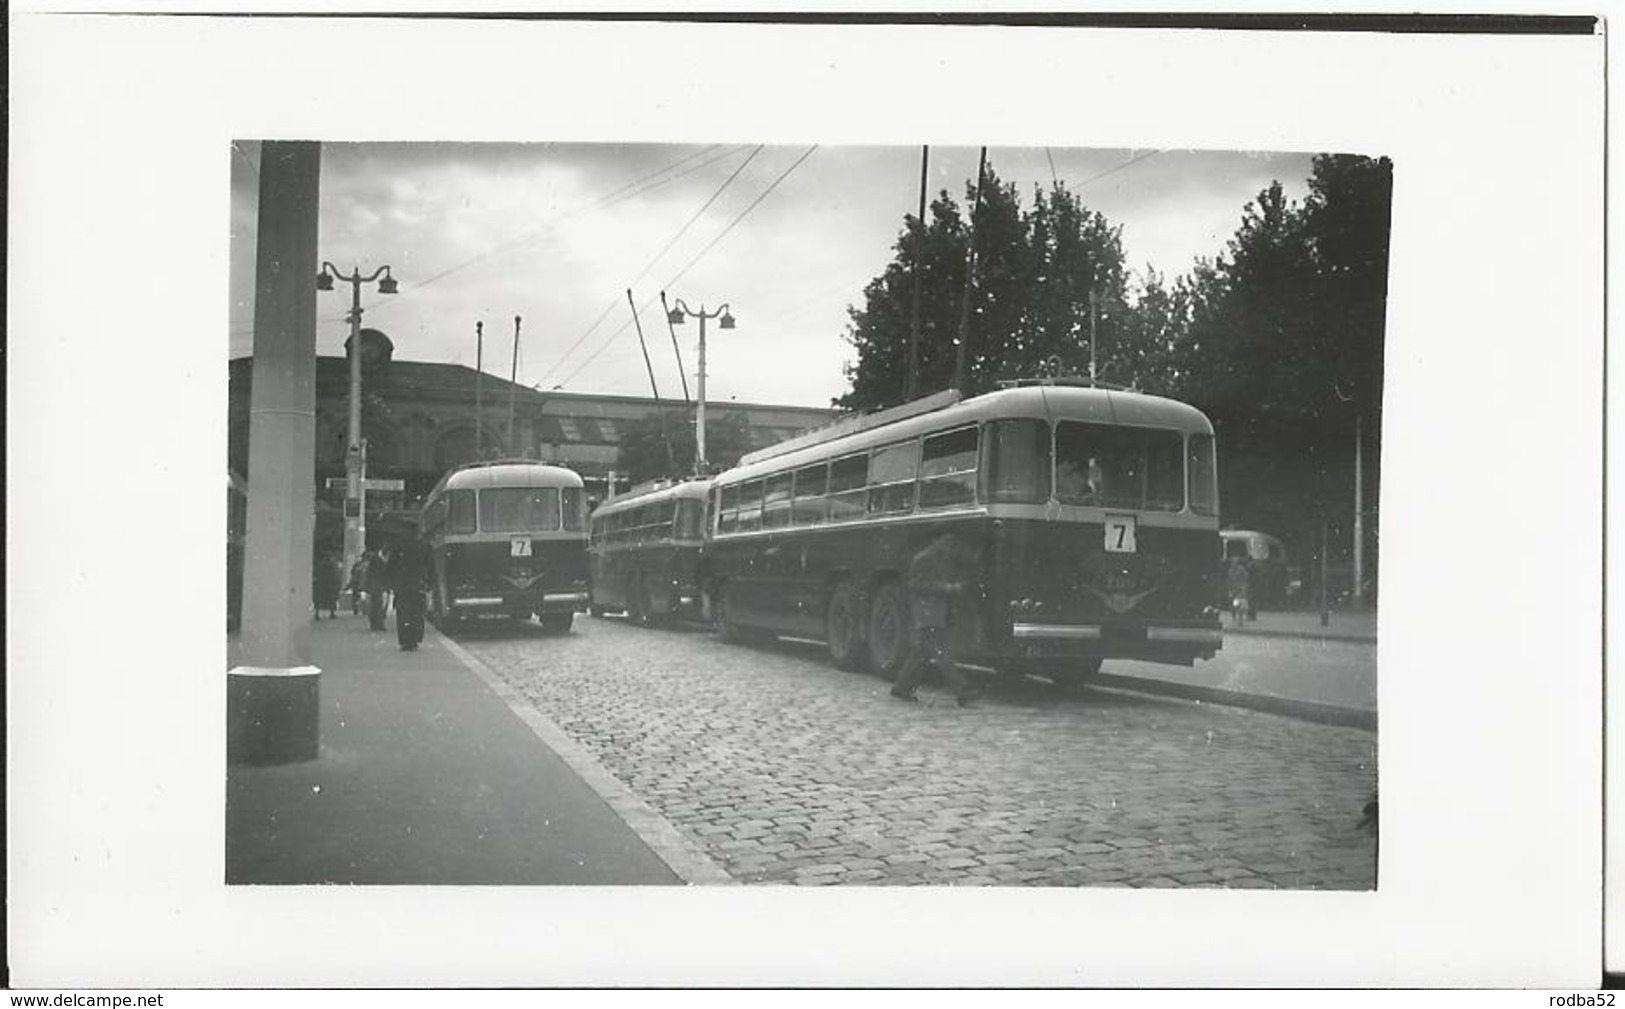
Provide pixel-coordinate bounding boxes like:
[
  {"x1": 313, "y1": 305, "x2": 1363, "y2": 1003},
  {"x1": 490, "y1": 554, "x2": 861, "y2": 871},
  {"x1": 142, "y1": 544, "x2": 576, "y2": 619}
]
[
  {"x1": 1226, "y1": 554, "x2": 1252, "y2": 627},
  {"x1": 890, "y1": 531, "x2": 983, "y2": 706},
  {"x1": 364, "y1": 546, "x2": 392, "y2": 631},
  {"x1": 389, "y1": 531, "x2": 434, "y2": 651}
]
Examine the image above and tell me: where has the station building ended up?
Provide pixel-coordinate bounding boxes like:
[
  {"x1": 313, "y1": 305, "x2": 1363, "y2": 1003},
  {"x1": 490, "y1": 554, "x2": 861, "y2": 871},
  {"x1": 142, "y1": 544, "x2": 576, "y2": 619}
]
[{"x1": 228, "y1": 328, "x2": 838, "y2": 549}]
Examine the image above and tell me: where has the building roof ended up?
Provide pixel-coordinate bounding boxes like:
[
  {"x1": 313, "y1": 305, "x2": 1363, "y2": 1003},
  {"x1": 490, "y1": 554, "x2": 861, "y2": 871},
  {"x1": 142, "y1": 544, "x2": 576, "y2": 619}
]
[{"x1": 228, "y1": 355, "x2": 839, "y2": 420}]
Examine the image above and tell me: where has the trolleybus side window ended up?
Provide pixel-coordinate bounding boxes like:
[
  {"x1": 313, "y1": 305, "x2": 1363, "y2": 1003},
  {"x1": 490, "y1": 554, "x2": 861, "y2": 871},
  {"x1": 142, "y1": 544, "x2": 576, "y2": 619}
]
[
  {"x1": 827, "y1": 453, "x2": 869, "y2": 522},
  {"x1": 718, "y1": 485, "x2": 740, "y2": 534},
  {"x1": 481, "y1": 487, "x2": 561, "y2": 532},
  {"x1": 563, "y1": 487, "x2": 589, "y2": 532},
  {"x1": 738, "y1": 480, "x2": 765, "y2": 532},
  {"x1": 449, "y1": 489, "x2": 477, "y2": 533},
  {"x1": 1187, "y1": 433, "x2": 1218, "y2": 516},
  {"x1": 762, "y1": 473, "x2": 794, "y2": 529},
  {"x1": 792, "y1": 462, "x2": 828, "y2": 525},
  {"x1": 868, "y1": 440, "x2": 920, "y2": 515},
  {"x1": 1055, "y1": 421, "x2": 1184, "y2": 512},
  {"x1": 919, "y1": 425, "x2": 979, "y2": 509},
  {"x1": 982, "y1": 418, "x2": 1051, "y2": 504}
]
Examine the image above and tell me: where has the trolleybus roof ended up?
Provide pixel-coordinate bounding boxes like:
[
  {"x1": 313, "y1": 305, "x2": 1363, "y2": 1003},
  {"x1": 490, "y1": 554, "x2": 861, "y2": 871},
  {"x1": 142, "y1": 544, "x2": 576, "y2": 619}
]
[
  {"x1": 715, "y1": 384, "x2": 1213, "y2": 486},
  {"x1": 431, "y1": 459, "x2": 585, "y2": 495},
  {"x1": 591, "y1": 477, "x2": 711, "y2": 518}
]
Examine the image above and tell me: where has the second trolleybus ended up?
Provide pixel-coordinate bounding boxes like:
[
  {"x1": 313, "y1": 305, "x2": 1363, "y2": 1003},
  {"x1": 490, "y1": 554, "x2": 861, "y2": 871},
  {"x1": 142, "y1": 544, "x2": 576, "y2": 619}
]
[
  {"x1": 419, "y1": 459, "x2": 590, "y2": 632},
  {"x1": 587, "y1": 477, "x2": 711, "y2": 624},
  {"x1": 701, "y1": 382, "x2": 1225, "y2": 686}
]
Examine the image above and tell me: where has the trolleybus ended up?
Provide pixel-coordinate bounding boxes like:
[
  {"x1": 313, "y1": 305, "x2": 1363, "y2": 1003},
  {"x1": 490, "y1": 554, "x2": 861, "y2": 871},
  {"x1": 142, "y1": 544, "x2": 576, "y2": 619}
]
[
  {"x1": 587, "y1": 478, "x2": 711, "y2": 624},
  {"x1": 702, "y1": 383, "x2": 1224, "y2": 686},
  {"x1": 420, "y1": 459, "x2": 590, "y2": 632}
]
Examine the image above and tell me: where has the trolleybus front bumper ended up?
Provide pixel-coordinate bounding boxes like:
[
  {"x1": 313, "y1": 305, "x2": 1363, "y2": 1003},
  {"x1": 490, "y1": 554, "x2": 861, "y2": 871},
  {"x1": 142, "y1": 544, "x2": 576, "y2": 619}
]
[
  {"x1": 452, "y1": 591, "x2": 590, "y2": 612},
  {"x1": 1008, "y1": 621, "x2": 1223, "y2": 663}
]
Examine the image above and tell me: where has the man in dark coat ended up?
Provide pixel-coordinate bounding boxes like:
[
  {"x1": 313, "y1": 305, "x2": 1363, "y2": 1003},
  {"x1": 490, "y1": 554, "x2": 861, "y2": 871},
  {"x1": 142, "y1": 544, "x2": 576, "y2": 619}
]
[
  {"x1": 890, "y1": 532, "x2": 983, "y2": 706},
  {"x1": 389, "y1": 532, "x2": 435, "y2": 651}
]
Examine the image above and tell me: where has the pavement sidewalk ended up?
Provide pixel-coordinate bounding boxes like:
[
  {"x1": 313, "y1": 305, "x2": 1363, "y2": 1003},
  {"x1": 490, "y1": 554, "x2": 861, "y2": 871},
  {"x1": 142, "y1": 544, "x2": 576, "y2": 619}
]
[{"x1": 225, "y1": 613, "x2": 704, "y2": 885}]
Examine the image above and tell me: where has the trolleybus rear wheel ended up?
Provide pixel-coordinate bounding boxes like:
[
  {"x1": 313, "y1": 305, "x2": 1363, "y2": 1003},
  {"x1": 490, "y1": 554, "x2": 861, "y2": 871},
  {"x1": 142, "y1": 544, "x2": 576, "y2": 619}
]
[
  {"x1": 826, "y1": 580, "x2": 866, "y2": 671},
  {"x1": 865, "y1": 580, "x2": 910, "y2": 681}
]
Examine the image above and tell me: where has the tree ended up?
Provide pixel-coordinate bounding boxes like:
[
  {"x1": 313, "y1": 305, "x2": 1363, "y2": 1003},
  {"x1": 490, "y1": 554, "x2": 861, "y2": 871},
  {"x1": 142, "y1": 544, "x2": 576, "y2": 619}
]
[
  {"x1": 1151, "y1": 155, "x2": 1392, "y2": 589},
  {"x1": 836, "y1": 163, "x2": 1130, "y2": 413}
]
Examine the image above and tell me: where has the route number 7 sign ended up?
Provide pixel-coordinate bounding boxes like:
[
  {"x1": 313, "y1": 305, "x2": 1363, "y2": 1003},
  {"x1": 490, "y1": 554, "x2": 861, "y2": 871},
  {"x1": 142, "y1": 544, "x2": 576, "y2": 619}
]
[{"x1": 1104, "y1": 514, "x2": 1137, "y2": 554}]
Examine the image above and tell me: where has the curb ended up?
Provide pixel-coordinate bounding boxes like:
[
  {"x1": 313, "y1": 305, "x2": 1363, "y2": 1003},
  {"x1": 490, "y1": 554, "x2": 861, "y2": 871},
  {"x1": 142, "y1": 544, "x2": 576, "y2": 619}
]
[
  {"x1": 433, "y1": 625, "x2": 738, "y2": 886},
  {"x1": 1093, "y1": 672, "x2": 1377, "y2": 732},
  {"x1": 1225, "y1": 627, "x2": 1377, "y2": 644}
]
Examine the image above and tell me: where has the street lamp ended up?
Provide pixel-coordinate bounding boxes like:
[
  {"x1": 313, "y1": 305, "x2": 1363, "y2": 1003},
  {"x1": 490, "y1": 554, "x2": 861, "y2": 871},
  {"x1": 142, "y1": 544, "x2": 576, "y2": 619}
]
[
  {"x1": 317, "y1": 262, "x2": 397, "y2": 579},
  {"x1": 666, "y1": 298, "x2": 735, "y2": 474}
]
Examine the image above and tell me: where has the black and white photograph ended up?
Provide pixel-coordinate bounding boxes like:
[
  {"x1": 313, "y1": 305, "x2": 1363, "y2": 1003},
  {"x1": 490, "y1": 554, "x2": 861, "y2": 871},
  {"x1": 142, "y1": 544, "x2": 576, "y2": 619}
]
[
  {"x1": 226, "y1": 139, "x2": 1385, "y2": 895},
  {"x1": 10, "y1": 11, "x2": 1605, "y2": 992}
]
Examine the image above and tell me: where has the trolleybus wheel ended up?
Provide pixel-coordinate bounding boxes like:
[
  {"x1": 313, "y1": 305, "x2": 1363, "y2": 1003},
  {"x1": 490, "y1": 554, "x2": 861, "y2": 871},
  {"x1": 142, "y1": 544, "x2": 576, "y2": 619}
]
[
  {"x1": 540, "y1": 611, "x2": 574, "y2": 634},
  {"x1": 865, "y1": 580, "x2": 911, "y2": 681},
  {"x1": 589, "y1": 603, "x2": 607, "y2": 618},
  {"x1": 826, "y1": 580, "x2": 866, "y2": 671}
]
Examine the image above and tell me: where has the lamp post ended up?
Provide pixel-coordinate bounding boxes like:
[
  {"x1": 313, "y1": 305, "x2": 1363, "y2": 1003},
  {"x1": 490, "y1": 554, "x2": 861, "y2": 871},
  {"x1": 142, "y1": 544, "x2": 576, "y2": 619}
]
[
  {"x1": 317, "y1": 262, "x2": 397, "y2": 579},
  {"x1": 666, "y1": 298, "x2": 735, "y2": 474}
]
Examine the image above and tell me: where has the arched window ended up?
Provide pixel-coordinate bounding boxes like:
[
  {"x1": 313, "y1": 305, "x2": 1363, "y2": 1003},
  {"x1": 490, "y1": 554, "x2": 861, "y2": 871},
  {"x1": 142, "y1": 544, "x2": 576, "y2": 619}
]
[{"x1": 435, "y1": 426, "x2": 480, "y2": 470}]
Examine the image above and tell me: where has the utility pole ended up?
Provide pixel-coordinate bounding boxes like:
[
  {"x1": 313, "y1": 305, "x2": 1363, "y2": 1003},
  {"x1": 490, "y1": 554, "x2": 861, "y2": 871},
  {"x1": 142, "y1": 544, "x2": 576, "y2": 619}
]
[
  {"x1": 1088, "y1": 289, "x2": 1099, "y2": 385},
  {"x1": 507, "y1": 315, "x2": 521, "y2": 456},
  {"x1": 953, "y1": 146, "x2": 987, "y2": 395},
  {"x1": 907, "y1": 145, "x2": 928, "y2": 402},
  {"x1": 475, "y1": 320, "x2": 484, "y2": 461},
  {"x1": 1353, "y1": 412, "x2": 1365, "y2": 609}
]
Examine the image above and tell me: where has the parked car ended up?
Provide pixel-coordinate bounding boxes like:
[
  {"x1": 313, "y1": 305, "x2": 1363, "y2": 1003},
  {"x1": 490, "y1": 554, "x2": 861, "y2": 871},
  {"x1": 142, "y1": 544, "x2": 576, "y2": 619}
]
[{"x1": 1220, "y1": 529, "x2": 1297, "y2": 608}]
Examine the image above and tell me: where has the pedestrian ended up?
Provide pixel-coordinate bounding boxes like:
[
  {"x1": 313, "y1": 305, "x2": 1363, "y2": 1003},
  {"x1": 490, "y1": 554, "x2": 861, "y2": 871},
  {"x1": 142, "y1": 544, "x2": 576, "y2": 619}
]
[
  {"x1": 1225, "y1": 554, "x2": 1251, "y2": 627},
  {"x1": 345, "y1": 555, "x2": 367, "y2": 615},
  {"x1": 364, "y1": 545, "x2": 392, "y2": 631},
  {"x1": 890, "y1": 531, "x2": 984, "y2": 706},
  {"x1": 312, "y1": 547, "x2": 341, "y2": 619},
  {"x1": 389, "y1": 531, "x2": 434, "y2": 651}
]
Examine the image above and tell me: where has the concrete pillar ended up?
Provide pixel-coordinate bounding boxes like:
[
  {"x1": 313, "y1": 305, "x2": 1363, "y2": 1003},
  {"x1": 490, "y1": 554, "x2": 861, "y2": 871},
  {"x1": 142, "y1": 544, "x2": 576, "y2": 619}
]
[{"x1": 229, "y1": 141, "x2": 322, "y2": 766}]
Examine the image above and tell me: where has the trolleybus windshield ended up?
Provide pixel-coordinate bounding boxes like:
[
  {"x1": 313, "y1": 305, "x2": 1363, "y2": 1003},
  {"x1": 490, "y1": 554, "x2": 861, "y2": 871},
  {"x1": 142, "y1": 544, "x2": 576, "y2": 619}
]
[
  {"x1": 476, "y1": 486, "x2": 591, "y2": 533},
  {"x1": 1054, "y1": 421, "x2": 1185, "y2": 511}
]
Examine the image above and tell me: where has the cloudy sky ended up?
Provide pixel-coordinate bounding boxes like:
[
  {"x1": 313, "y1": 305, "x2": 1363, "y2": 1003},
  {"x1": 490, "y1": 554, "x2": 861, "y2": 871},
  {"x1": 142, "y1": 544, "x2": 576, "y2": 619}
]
[{"x1": 230, "y1": 141, "x2": 1315, "y2": 409}]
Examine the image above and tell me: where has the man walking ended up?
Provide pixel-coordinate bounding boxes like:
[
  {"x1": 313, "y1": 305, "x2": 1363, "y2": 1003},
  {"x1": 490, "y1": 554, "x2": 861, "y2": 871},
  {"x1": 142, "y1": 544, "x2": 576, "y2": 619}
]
[
  {"x1": 364, "y1": 546, "x2": 391, "y2": 631},
  {"x1": 389, "y1": 531, "x2": 434, "y2": 651},
  {"x1": 891, "y1": 531, "x2": 984, "y2": 706}
]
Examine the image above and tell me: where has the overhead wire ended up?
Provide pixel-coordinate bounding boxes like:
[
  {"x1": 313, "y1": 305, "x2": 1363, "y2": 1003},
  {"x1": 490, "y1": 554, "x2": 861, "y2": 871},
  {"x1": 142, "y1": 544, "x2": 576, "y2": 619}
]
[
  {"x1": 233, "y1": 144, "x2": 744, "y2": 343},
  {"x1": 533, "y1": 146, "x2": 766, "y2": 387},
  {"x1": 551, "y1": 145, "x2": 819, "y2": 391}
]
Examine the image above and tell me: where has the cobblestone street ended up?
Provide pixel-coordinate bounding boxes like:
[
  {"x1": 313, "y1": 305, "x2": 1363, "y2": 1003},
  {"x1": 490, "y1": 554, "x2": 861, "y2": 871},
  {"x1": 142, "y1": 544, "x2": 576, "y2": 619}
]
[{"x1": 460, "y1": 615, "x2": 1377, "y2": 888}]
